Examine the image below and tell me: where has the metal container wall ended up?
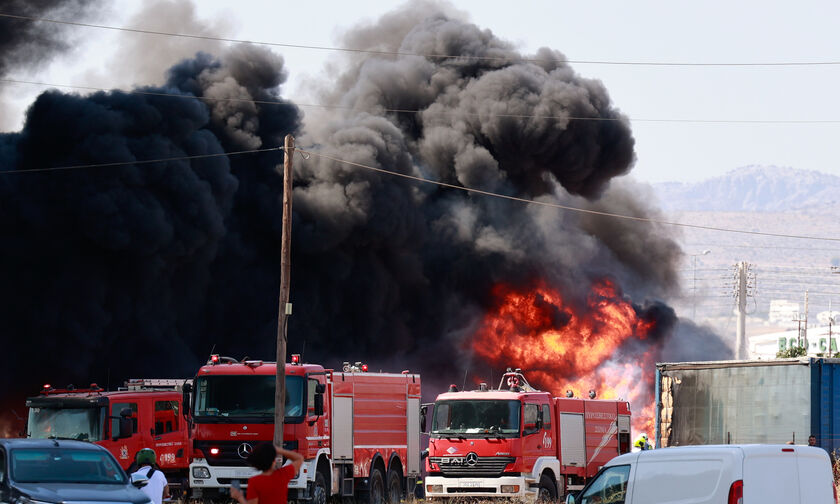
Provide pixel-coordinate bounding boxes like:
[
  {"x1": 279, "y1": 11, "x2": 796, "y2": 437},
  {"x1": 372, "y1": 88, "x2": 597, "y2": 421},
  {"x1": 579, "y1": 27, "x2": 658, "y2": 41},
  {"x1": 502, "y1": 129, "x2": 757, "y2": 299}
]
[{"x1": 656, "y1": 359, "x2": 819, "y2": 447}]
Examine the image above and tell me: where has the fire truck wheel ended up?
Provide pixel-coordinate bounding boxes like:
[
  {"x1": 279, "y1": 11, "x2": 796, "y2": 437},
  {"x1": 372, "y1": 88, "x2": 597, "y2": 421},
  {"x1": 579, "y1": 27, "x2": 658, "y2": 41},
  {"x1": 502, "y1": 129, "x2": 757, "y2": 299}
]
[
  {"x1": 537, "y1": 474, "x2": 557, "y2": 502},
  {"x1": 366, "y1": 467, "x2": 385, "y2": 504},
  {"x1": 313, "y1": 472, "x2": 328, "y2": 504},
  {"x1": 385, "y1": 470, "x2": 401, "y2": 503}
]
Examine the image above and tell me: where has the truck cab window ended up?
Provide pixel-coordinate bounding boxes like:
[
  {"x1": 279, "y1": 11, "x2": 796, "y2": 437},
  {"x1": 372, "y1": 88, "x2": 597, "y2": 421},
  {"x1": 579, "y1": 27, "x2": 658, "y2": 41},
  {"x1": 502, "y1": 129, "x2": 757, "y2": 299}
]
[
  {"x1": 0, "y1": 448, "x2": 5, "y2": 484},
  {"x1": 542, "y1": 404, "x2": 551, "y2": 430},
  {"x1": 307, "y1": 379, "x2": 319, "y2": 412},
  {"x1": 523, "y1": 404, "x2": 539, "y2": 434},
  {"x1": 154, "y1": 401, "x2": 179, "y2": 435},
  {"x1": 579, "y1": 465, "x2": 630, "y2": 504}
]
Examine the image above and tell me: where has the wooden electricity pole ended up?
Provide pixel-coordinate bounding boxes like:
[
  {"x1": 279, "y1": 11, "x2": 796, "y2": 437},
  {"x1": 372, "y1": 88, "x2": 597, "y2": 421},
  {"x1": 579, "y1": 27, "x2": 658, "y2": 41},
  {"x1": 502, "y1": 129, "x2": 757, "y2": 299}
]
[{"x1": 274, "y1": 134, "x2": 294, "y2": 447}]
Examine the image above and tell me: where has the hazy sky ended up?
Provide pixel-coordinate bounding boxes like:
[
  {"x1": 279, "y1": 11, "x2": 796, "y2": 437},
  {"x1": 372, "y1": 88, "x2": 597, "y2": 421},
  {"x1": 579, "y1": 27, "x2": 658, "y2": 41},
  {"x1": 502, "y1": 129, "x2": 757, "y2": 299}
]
[{"x1": 3, "y1": 0, "x2": 840, "y2": 183}]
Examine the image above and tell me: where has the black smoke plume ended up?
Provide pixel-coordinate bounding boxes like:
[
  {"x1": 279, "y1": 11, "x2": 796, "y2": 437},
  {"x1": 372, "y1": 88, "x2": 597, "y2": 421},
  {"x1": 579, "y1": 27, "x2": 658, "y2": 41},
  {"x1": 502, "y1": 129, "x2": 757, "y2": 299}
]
[
  {"x1": 0, "y1": 3, "x2": 730, "y2": 433},
  {"x1": 0, "y1": 45, "x2": 300, "y2": 421},
  {"x1": 0, "y1": 0, "x2": 99, "y2": 78}
]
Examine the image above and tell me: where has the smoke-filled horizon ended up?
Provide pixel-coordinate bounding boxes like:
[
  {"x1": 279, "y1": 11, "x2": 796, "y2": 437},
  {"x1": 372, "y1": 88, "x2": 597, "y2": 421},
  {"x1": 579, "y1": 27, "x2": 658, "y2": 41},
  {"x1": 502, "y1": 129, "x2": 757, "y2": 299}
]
[{"x1": 0, "y1": 2, "x2": 731, "y2": 433}]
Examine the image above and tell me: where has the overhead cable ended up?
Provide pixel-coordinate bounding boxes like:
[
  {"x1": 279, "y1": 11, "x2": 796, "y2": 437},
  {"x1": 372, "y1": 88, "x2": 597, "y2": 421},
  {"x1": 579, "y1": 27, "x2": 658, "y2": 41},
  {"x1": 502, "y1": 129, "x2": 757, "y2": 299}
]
[
  {"x1": 5, "y1": 144, "x2": 840, "y2": 243},
  {"x1": 5, "y1": 78, "x2": 840, "y2": 124},
  {"x1": 2, "y1": 12, "x2": 840, "y2": 68}
]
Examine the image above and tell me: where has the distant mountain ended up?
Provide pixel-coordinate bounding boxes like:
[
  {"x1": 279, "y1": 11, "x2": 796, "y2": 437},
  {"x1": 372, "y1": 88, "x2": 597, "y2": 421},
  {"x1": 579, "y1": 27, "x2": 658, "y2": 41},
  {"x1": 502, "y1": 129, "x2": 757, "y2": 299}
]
[{"x1": 652, "y1": 166, "x2": 840, "y2": 212}]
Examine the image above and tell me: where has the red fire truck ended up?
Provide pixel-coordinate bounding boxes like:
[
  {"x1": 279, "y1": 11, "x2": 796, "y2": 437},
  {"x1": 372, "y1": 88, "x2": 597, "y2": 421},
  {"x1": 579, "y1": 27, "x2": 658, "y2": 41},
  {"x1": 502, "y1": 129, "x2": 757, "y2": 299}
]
[
  {"x1": 423, "y1": 369, "x2": 631, "y2": 501},
  {"x1": 185, "y1": 354, "x2": 422, "y2": 503},
  {"x1": 26, "y1": 379, "x2": 192, "y2": 495}
]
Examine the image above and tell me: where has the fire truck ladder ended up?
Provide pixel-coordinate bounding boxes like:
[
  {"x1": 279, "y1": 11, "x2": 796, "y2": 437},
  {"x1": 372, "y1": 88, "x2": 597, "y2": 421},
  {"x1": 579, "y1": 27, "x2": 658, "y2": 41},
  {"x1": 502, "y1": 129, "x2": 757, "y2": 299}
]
[{"x1": 122, "y1": 378, "x2": 192, "y2": 391}]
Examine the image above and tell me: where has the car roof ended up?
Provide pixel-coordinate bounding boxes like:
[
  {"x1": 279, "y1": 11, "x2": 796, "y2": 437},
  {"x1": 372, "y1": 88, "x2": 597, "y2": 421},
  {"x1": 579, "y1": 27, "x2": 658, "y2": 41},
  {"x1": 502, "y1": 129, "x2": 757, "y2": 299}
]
[{"x1": 0, "y1": 438, "x2": 105, "y2": 450}]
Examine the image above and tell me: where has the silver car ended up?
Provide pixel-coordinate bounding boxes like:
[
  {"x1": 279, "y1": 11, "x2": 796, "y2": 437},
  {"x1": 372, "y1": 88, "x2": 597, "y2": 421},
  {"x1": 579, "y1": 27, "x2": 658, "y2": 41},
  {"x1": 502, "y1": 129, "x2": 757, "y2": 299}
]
[{"x1": 0, "y1": 438, "x2": 152, "y2": 504}]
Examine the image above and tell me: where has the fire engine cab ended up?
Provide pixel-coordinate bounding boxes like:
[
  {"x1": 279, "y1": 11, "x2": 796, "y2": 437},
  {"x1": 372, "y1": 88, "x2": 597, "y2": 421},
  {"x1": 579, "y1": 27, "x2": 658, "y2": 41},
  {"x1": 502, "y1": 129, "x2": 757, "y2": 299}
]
[
  {"x1": 26, "y1": 379, "x2": 192, "y2": 495},
  {"x1": 185, "y1": 354, "x2": 422, "y2": 504},
  {"x1": 424, "y1": 369, "x2": 631, "y2": 501}
]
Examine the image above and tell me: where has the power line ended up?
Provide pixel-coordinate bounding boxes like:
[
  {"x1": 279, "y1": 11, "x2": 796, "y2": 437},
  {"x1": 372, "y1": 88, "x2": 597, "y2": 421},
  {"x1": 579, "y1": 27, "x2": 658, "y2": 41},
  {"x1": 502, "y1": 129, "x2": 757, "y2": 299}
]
[
  {"x1": 303, "y1": 150, "x2": 840, "y2": 242},
  {"x1": 5, "y1": 78, "x2": 840, "y2": 125},
  {"x1": 5, "y1": 143, "x2": 840, "y2": 243},
  {"x1": 0, "y1": 147, "x2": 280, "y2": 174},
  {"x1": 3, "y1": 12, "x2": 840, "y2": 68},
  {"x1": 684, "y1": 243, "x2": 840, "y2": 252}
]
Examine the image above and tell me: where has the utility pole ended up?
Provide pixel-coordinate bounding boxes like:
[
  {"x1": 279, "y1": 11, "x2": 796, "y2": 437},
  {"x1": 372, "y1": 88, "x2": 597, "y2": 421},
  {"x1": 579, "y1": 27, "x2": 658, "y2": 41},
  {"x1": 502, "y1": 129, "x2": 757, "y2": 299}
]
[
  {"x1": 735, "y1": 261, "x2": 748, "y2": 359},
  {"x1": 274, "y1": 134, "x2": 294, "y2": 448}
]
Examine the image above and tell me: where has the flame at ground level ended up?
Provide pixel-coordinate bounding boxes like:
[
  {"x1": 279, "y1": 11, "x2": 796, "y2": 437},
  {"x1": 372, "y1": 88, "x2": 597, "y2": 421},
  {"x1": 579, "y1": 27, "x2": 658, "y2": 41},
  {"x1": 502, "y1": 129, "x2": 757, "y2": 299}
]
[{"x1": 471, "y1": 278, "x2": 665, "y2": 436}]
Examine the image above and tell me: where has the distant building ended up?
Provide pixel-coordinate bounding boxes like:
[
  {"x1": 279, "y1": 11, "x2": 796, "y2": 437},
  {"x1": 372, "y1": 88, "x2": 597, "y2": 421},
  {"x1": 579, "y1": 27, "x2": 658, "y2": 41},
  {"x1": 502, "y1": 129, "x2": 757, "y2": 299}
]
[
  {"x1": 750, "y1": 325, "x2": 839, "y2": 359},
  {"x1": 768, "y1": 299, "x2": 799, "y2": 325}
]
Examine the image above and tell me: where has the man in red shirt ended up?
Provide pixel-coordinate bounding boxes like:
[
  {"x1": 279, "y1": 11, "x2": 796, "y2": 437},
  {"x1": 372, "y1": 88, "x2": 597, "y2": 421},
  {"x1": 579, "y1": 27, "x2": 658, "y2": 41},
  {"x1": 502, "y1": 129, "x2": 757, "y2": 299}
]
[{"x1": 230, "y1": 443, "x2": 304, "y2": 504}]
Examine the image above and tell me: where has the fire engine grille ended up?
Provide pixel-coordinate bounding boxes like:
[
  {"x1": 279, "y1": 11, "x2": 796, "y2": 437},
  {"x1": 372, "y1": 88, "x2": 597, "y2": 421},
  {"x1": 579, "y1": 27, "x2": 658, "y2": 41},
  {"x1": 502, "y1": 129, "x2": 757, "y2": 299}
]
[
  {"x1": 195, "y1": 440, "x2": 298, "y2": 466},
  {"x1": 429, "y1": 456, "x2": 515, "y2": 477}
]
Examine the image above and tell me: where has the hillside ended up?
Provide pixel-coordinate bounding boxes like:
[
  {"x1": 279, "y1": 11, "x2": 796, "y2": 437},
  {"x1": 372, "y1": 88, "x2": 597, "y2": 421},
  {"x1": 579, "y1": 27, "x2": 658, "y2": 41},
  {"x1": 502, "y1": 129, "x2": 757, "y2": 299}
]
[{"x1": 653, "y1": 165, "x2": 840, "y2": 212}]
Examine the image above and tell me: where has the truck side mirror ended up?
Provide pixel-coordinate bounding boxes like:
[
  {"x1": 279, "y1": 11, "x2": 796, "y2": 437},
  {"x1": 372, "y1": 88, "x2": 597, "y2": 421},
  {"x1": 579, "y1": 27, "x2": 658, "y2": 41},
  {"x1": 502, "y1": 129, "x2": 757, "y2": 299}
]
[
  {"x1": 118, "y1": 408, "x2": 133, "y2": 439},
  {"x1": 313, "y1": 392, "x2": 324, "y2": 417},
  {"x1": 182, "y1": 383, "x2": 192, "y2": 417},
  {"x1": 420, "y1": 405, "x2": 428, "y2": 433},
  {"x1": 565, "y1": 493, "x2": 576, "y2": 504}
]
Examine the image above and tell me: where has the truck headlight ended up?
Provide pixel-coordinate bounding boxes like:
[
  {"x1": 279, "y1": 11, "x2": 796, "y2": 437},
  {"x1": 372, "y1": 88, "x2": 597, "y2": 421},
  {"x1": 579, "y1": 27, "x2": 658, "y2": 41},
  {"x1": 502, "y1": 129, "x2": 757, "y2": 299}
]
[
  {"x1": 426, "y1": 485, "x2": 443, "y2": 493},
  {"x1": 192, "y1": 467, "x2": 211, "y2": 479},
  {"x1": 501, "y1": 485, "x2": 520, "y2": 493}
]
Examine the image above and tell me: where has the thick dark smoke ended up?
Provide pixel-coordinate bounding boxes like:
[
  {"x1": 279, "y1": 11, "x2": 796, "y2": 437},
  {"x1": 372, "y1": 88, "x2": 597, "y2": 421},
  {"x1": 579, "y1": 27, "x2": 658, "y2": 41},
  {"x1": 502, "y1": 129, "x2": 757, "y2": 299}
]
[
  {"x1": 0, "y1": 2, "x2": 730, "y2": 433},
  {"x1": 0, "y1": 0, "x2": 99, "y2": 78},
  {"x1": 661, "y1": 319, "x2": 734, "y2": 362},
  {"x1": 0, "y1": 0, "x2": 102, "y2": 131},
  {"x1": 0, "y1": 45, "x2": 300, "y2": 419}
]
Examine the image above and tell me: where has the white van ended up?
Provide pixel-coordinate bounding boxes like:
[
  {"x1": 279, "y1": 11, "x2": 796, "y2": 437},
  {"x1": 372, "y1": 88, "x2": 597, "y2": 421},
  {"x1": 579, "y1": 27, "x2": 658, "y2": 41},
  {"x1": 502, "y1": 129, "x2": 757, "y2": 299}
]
[{"x1": 565, "y1": 444, "x2": 835, "y2": 504}]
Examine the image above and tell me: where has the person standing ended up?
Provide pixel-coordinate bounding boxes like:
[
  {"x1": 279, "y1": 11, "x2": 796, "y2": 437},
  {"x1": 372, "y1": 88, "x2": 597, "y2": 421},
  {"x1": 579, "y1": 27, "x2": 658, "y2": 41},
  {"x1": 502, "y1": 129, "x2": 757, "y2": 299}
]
[
  {"x1": 230, "y1": 443, "x2": 303, "y2": 504},
  {"x1": 632, "y1": 433, "x2": 652, "y2": 452},
  {"x1": 131, "y1": 448, "x2": 170, "y2": 504}
]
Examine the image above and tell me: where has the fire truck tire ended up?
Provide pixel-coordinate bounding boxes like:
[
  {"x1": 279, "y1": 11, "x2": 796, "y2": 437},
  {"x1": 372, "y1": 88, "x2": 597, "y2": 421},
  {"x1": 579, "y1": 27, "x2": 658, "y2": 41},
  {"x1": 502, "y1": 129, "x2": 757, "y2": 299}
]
[
  {"x1": 312, "y1": 472, "x2": 328, "y2": 504},
  {"x1": 366, "y1": 467, "x2": 386, "y2": 504},
  {"x1": 385, "y1": 470, "x2": 401, "y2": 503},
  {"x1": 537, "y1": 474, "x2": 557, "y2": 502}
]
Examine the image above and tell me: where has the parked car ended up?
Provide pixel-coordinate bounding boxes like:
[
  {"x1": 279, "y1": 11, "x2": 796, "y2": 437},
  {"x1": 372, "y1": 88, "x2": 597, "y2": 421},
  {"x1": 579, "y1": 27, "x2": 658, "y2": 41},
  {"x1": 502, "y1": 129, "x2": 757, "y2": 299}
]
[
  {"x1": 0, "y1": 438, "x2": 152, "y2": 504},
  {"x1": 566, "y1": 444, "x2": 835, "y2": 504}
]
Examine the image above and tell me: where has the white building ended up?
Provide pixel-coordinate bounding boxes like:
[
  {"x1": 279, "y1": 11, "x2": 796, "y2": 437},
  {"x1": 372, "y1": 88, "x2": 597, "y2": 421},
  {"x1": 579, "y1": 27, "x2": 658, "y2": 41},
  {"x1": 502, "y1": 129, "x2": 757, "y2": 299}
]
[{"x1": 749, "y1": 325, "x2": 840, "y2": 359}]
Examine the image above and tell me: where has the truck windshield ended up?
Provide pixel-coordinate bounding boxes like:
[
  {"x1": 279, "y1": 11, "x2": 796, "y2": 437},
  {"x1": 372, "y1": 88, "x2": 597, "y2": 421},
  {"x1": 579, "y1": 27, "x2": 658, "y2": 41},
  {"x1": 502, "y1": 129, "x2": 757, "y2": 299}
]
[
  {"x1": 431, "y1": 400, "x2": 521, "y2": 436},
  {"x1": 193, "y1": 375, "x2": 305, "y2": 420},
  {"x1": 27, "y1": 407, "x2": 102, "y2": 441},
  {"x1": 10, "y1": 447, "x2": 126, "y2": 484}
]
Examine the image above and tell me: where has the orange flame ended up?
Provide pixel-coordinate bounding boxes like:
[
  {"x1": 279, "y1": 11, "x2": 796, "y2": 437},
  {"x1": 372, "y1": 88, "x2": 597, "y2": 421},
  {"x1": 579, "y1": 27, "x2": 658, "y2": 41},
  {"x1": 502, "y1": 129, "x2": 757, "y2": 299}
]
[{"x1": 471, "y1": 278, "x2": 659, "y2": 435}]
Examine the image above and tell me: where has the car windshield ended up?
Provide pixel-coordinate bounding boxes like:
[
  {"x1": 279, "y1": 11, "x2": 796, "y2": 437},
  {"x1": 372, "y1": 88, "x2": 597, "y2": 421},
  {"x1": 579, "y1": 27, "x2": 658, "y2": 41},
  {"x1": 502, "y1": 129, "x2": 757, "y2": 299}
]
[
  {"x1": 193, "y1": 375, "x2": 305, "y2": 418},
  {"x1": 10, "y1": 448, "x2": 126, "y2": 484},
  {"x1": 431, "y1": 400, "x2": 521, "y2": 436},
  {"x1": 27, "y1": 407, "x2": 102, "y2": 442}
]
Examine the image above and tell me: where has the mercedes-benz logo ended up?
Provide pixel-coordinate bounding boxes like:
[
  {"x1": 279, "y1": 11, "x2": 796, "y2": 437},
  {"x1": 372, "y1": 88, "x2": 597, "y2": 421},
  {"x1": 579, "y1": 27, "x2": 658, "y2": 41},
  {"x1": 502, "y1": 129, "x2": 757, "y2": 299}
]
[
  {"x1": 465, "y1": 452, "x2": 478, "y2": 466},
  {"x1": 237, "y1": 443, "x2": 254, "y2": 459}
]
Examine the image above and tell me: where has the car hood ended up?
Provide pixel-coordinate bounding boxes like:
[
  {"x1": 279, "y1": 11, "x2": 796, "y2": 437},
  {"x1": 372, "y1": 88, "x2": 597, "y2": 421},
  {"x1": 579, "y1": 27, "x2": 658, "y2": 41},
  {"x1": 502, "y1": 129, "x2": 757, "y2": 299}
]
[{"x1": 13, "y1": 482, "x2": 151, "y2": 504}]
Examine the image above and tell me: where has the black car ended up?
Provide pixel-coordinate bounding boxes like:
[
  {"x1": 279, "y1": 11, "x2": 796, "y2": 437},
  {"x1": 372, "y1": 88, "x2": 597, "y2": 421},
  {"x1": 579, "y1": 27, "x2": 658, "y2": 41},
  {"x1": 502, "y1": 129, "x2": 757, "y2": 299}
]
[{"x1": 0, "y1": 438, "x2": 152, "y2": 504}]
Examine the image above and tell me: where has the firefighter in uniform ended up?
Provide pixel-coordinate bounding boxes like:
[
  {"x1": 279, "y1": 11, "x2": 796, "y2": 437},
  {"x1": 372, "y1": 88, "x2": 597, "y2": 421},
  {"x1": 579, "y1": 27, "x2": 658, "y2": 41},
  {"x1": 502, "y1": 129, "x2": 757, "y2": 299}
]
[{"x1": 632, "y1": 433, "x2": 652, "y2": 452}]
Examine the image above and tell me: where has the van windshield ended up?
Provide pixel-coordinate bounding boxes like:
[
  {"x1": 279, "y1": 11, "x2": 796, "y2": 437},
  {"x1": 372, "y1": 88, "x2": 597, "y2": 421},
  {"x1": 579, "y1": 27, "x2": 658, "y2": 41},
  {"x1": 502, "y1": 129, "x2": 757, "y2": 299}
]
[
  {"x1": 431, "y1": 400, "x2": 520, "y2": 437},
  {"x1": 579, "y1": 465, "x2": 630, "y2": 504}
]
